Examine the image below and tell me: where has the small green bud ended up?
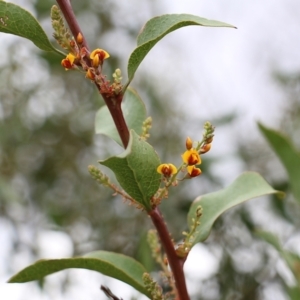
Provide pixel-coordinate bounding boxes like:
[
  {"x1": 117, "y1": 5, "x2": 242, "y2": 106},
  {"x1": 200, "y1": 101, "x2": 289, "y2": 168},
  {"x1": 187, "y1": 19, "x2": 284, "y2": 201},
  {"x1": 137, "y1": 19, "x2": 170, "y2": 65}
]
[
  {"x1": 88, "y1": 165, "x2": 110, "y2": 185},
  {"x1": 112, "y1": 68, "x2": 123, "y2": 84},
  {"x1": 50, "y1": 5, "x2": 60, "y2": 21},
  {"x1": 142, "y1": 273, "x2": 165, "y2": 300}
]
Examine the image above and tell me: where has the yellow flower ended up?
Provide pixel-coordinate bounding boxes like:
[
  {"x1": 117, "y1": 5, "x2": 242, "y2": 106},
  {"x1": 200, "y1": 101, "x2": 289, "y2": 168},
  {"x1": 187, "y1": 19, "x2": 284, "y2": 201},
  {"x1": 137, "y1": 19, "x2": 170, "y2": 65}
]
[
  {"x1": 61, "y1": 53, "x2": 76, "y2": 70},
  {"x1": 90, "y1": 48, "x2": 110, "y2": 67},
  {"x1": 187, "y1": 166, "x2": 202, "y2": 177},
  {"x1": 181, "y1": 149, "x2": 201, "y2": 166},
  {"x1": 66, "y1": 53, "x2": 75, "y2": 64},
  {"x1": 157, "y1": 163, "x2": 177, "y2": 177}
]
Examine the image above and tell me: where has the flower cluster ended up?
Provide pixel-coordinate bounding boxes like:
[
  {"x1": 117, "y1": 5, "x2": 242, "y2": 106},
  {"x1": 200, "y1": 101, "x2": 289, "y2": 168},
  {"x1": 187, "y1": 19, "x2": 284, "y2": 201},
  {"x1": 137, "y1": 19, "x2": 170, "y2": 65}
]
[
  {"x1": 181, "y1": 137, "x2": 202, "y2": 177},
  {"x1": 61, "y1": 42, "x2": 109, "y2": 72},
  {"x1": 157, "y1": 122, "x2": 214, "y2": 182},
  {"x1": 52, "y1": 6, "x2": 117, "y2": 95},
  {"x1": 157, "y1": 137, "x2": 204, "y2": 180}
]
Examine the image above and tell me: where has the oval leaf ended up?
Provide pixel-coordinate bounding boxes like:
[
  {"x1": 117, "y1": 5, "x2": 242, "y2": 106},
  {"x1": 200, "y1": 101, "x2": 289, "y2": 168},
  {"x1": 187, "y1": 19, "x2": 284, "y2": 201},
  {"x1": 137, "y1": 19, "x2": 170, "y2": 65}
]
[
  {"x1": 0, "y1": 1, "x2": 61, "y2": 54},
  {"x1": 95, "y1": 87, "x2": 146, "y2": 146},
  {"x1": 258, "y1": 123, "x2": 300, "y2": 203},
  {"x1": 188, "y1": 172, "x2": 283, "y2": 245},
  {"x1": 100, "y1": 130, "x2": 161, "y2": 210},
  {"x1": 127, "y1": 14, "x2": 236, "y2": 84},
  {"x1": 8, "y1": 250, "x2": 150, "y2": 298}
]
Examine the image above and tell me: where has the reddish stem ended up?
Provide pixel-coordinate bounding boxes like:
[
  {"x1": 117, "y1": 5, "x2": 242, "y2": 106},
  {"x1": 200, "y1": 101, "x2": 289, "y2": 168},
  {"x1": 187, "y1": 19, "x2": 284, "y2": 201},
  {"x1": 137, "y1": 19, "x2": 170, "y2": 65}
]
[
  {"x1": 56, "y1": 0, "x2": 89, "y2": 50},
  {"x1": 56, "y1": 0, "x2": 130, "y2": 148},
  {"x1": 149, "y1": 208, "x2": 189, "y2": 300},
  {"x1": 102, "y1": 94, "x2": 130, "y2": 148},
  {"x1": 56, "y1": 3, "x2": 188, "y2": 298}
]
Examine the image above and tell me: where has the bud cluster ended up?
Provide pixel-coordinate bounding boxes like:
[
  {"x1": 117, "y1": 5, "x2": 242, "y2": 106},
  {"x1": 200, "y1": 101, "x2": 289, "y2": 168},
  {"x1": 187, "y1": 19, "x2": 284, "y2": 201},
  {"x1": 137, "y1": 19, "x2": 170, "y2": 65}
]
[
  {"x1": 143, "y1": 273, "x2": 166, "y2": 300},
  {"x1": 141, "y1": 117, "x2": 152, "y2": 140},
  {"x1": 200, "y1": 121, "x2": 215, "y2": 154},
  {"x1": 147, "y1": 230, "x2": 162, "y2": 263},
  {"x1": 176, "y1": 205, "x2": 203, "y2": 258},
  {"x1": 51, "y1": 5, "x2": 73, "y2": 52},
  {"x1": 88, "y1": 165, "x2": 110, "y2": 186},
  {"x1": 111, "y1": 68, "x2": 123, "y2": 94}
]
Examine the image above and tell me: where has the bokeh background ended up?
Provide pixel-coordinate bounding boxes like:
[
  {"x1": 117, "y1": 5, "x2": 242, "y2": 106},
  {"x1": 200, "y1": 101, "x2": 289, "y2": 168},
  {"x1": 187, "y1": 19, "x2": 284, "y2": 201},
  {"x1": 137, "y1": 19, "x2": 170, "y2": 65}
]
[{"x1": 1, "y1": 0, "x2": 300, "y2": 299}]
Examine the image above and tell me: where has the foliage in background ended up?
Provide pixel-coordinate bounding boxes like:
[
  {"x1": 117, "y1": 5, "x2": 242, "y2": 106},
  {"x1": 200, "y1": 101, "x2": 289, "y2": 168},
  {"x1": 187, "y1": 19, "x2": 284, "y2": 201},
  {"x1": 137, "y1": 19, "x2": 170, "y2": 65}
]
[{"x1": 0, "y1": 1, "x2": 300, "y2": 299}]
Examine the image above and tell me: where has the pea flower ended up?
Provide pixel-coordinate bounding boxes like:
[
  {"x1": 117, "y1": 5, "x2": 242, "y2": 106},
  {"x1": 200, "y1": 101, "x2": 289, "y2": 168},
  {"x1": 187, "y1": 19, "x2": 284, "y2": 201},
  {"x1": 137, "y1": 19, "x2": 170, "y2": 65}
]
[
  {"x1": 187, "y1": 166, "x2": 202, "y2": 177},
  {"x1": 90, "y1": 48, "x2": 110, "y2": 67},
  {"x1": 61, "y1": 53, "x2": 76, "y2": 70},
  {"x1": 157, "y1": 163, "x2": 177, "y2": 177},
  {"x1": 181, "y1": 149, "x2": 201, "y2": 166}
]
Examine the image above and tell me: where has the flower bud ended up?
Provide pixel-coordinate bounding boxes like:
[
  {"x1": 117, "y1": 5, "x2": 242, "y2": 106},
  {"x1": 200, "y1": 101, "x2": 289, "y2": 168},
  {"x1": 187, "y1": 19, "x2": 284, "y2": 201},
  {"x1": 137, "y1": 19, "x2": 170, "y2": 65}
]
[
  {"x1": 200, "y1": 143, "x2": 211, "y2": 154},
  {"x1": 76, "y1": 32, "x2": 83, "y2": 44},
  {"x1": 86, "y1": 68, "x2": 95, "y2": 80},
  {"x1": 185, "y1": 137, "x2": 193, "y2": 150},
  {"x1": 205, "y1": 136, "x2": 214, "y2": 144},
  {"x1": 70, "y1": 39, "x2": 75, "y2": 48}
]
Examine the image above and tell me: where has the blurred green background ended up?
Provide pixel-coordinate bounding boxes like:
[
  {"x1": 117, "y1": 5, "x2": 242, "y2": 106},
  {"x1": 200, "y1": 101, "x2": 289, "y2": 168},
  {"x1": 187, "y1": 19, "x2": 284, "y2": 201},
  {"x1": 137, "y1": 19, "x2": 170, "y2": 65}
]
[{"x1": 1, "y1": 0, "x2": 300, "y2": 299}]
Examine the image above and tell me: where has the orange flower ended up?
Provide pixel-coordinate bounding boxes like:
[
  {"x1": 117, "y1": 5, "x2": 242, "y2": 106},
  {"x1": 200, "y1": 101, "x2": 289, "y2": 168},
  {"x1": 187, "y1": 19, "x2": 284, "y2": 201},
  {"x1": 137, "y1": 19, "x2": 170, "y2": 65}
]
[
  {"x1": 61, "y1": 53, "x2": 76, "y2": 70},
  {"x1": 187, "y1": 166, "x2": 202, "y2": 177},
  {"x1": 157, "y1": 163, "x2": 177, "y2": 177},
  {"x1": 90, "y1": 48, "x2": 110, "y2": 67},
  {"x1": 181, "y1": 149, "x2": 201, "y2": 166}
]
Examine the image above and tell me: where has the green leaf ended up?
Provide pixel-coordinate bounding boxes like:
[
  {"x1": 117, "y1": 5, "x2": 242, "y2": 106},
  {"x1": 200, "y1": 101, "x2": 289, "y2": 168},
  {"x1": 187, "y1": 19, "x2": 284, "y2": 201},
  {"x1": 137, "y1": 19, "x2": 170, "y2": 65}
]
[
  {"x1": 188, "y1": 172, "x2": 283, "y2": 245},
  {"x1": 0, "y1": 2, "x2": 62, "y2": 54},
  {"x1": 287, "y1": 286, "x2": 300, "y2": 300},
  {"x1": 8, "y1": 250, "x2": 150, "y2": 298},
  {"x1": 95, "y1": 87, "x2": 146, "y2": 146},
  {"x1": 126, "y1": 14, "x2": 236, "y2": 84},
  {"x1": 100, "y1": 130, "x2": 161, "y2": 210},
  {"x1": 258, "y1": 123, "x2": 300, "y2": 203}
]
